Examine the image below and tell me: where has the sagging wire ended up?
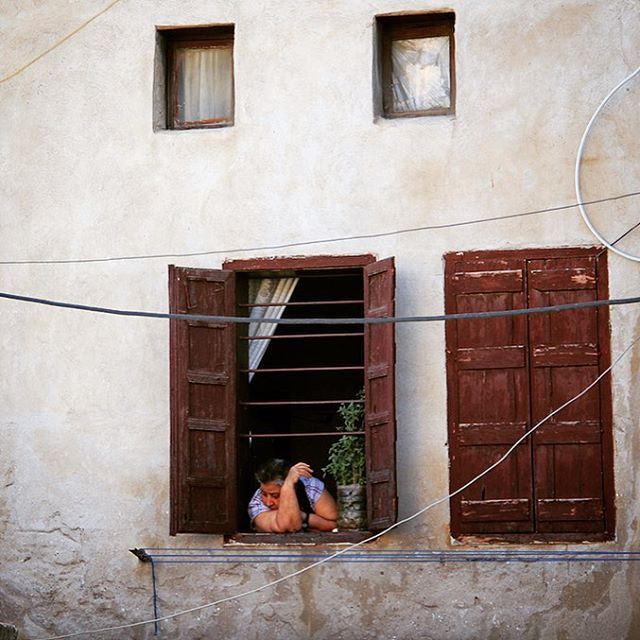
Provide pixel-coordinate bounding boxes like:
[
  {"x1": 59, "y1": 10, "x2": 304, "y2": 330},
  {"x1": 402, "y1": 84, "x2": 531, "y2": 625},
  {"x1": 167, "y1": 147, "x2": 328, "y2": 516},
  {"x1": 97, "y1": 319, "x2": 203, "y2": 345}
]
[
  {"x1": 1, "y1": 190, "x2": 639, "y2": 265},
  {"x1": 0, "y1": 0, "x2": 124, "y2": 85},
  {"x1": 1, "y1": 290, "x2": 640, "y2": 326},
  {"x1": 37, "y1": 331, "x2": 640, "y2": 640}
]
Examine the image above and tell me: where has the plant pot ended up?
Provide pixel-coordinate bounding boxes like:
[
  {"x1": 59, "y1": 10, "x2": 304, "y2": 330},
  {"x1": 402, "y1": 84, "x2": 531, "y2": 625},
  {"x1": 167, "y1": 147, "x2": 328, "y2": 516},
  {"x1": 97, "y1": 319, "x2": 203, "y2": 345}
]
[{"x1": 336, "y1": 483, "x2": 367, "y2": 530}]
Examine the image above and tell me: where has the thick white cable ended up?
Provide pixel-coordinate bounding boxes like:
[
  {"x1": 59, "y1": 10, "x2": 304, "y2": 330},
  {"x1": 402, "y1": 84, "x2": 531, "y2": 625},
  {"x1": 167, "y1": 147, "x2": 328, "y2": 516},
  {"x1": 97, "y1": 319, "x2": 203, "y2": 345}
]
[
  {"x1": 38, "y1": 332, "x2": 640, "y2": 640},
  {"x1": 575, "y1": 65, "x2": 640, "y2": 261}
]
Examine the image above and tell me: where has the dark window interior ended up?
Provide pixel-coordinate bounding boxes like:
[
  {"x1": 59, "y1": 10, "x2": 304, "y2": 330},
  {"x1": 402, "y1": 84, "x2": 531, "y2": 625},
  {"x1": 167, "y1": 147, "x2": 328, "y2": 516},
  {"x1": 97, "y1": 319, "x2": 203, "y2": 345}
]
[{"x1": 237, "y1": 268, "x2": 365, "y2": 531}]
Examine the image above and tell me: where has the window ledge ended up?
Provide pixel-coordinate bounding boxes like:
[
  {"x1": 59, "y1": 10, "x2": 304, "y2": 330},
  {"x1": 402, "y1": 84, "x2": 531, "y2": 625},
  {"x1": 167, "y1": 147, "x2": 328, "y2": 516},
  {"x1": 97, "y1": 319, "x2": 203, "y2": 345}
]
[
  {"x1": 373, "y1": 111, "x2": 456, "y2": 127},
  {"x1": 451, "y1": 532, "x2": 615, "y2": 546},
  {"x1": 153, "y1": 125, "x2": 235, "y2": 135},
  {"x1": 225, "y1": 531, "x2": 373, "y2": 546}
]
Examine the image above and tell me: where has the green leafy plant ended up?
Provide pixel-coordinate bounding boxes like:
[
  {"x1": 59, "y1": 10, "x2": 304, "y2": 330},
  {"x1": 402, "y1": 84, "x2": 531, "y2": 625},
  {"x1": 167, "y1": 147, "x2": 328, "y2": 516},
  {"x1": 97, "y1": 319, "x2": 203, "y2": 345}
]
[{"x1": 323, "y1": 390, "x2": 366, "y2": 486}]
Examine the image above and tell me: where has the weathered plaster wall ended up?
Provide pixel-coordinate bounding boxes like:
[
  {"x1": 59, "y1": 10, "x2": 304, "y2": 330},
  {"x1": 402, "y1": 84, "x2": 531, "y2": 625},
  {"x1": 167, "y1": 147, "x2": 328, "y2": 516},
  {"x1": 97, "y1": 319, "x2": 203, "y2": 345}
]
[{"x1": 1, "y1": 0, "x2": 639, "y2": 638}]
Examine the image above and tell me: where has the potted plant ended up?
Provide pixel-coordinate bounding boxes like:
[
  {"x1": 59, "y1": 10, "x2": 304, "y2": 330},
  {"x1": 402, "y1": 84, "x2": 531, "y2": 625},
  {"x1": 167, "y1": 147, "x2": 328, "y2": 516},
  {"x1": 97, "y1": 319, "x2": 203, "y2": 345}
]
[{"x1": 323, "y1": 391, "x2": 367, "y2": 530}]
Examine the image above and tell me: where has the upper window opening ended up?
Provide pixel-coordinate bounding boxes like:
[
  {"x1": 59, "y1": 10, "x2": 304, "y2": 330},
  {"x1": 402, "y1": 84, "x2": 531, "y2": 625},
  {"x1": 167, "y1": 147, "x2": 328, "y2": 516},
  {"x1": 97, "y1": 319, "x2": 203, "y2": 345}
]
[
  {"x1": 168, "y1": 255, "x2": 397, "y2": 541},
  {"x1": 377, "y1": 12, "x2": 455, "y2": 118},
  {"x1": 160, "y1": 25, "x2": 234, "y2": 129}
]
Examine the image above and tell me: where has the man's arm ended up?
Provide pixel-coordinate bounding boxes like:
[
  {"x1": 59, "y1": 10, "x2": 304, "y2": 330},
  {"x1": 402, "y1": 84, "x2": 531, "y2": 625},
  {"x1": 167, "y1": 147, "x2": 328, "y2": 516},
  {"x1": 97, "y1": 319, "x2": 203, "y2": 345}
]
[{"x1": 308, "y1": 489, "x2": 338, "y2": 531}]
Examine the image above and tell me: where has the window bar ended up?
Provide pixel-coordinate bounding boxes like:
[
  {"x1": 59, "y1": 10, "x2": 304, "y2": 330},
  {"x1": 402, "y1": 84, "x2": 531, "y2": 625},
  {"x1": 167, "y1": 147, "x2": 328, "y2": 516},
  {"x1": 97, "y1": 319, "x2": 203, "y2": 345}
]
[
  {"x1": 240, "y1": 366, "x2": 364, "y2": 373},
  {"x1": 242, "y1": 332, "x2": 364, "y2": 341},
  {"x1": 240, "y1": 431, "x2": 365, "y2": 438},
  {"x1": 239, "y1": 299, "x2": 364, "y2": 308},
  {"x1": 240, "y1": 399, "x2": 364, "y2": 406}
]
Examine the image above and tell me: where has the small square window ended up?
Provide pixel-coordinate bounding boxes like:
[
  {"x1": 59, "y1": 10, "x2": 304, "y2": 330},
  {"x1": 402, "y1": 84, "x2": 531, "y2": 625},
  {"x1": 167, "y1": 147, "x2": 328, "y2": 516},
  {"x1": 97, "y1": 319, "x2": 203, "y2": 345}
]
[
  {"x1": 377, "y1": 13, "x2": 455, "y2": 118},
  {"x1": 160, "y1": 26, "x2": 234, "y2": 129}
]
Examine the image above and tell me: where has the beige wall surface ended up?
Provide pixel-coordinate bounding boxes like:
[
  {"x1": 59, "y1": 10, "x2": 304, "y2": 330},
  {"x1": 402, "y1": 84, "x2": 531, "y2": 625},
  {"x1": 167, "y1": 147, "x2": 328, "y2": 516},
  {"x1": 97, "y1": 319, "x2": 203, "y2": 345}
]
[{"x1": 1, "y1": 0, "x2": 639, "y2": 638}]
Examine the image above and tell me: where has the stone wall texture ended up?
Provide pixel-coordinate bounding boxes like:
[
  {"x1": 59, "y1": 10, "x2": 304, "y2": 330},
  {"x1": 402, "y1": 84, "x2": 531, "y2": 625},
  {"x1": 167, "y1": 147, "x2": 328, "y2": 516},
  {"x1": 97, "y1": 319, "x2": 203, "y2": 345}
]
[{"x1": 1, "y1": 0, "x2": 640, "y2": 638}]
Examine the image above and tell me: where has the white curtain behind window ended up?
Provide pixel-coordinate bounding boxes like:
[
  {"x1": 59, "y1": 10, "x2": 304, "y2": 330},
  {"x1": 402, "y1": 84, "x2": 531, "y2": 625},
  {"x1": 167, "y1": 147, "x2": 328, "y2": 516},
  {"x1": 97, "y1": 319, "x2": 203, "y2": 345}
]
[
  {"x1": 248, "y1": 278, "x2": 299, "y2": 381},
  {"x1": 391, "y1": 36, "x2": 450, "y2": 112},
  {"x1": 176, "y1": 46, "x2": 232, "y2": 123}
]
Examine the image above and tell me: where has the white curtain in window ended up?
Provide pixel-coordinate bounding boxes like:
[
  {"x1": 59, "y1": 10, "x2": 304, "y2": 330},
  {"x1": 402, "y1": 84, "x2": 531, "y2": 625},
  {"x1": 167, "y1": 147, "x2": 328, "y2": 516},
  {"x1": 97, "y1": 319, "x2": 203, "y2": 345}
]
[
  {"x1": 248, "y1": 278, "x2": 299, "y2": 381},
  {"x1": 391, "y1": 36, "x2": 450, "y2": 112},
  {"x1": 176, "y1": 47, "x2": 232, "y2": 122}
]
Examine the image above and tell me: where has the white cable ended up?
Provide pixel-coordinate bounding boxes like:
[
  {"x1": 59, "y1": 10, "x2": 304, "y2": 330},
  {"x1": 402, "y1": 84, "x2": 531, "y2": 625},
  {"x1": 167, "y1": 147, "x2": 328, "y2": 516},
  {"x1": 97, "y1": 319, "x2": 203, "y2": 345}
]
[
  {"x1": 38, "y1": 332, "x2": 640, "y2": 640},
  {"x1": 575, "y1": 65, "x2": 640, "y2": 261},
  {"x1": 1, "y1": 190, "x2": 639, "y2": 266}
]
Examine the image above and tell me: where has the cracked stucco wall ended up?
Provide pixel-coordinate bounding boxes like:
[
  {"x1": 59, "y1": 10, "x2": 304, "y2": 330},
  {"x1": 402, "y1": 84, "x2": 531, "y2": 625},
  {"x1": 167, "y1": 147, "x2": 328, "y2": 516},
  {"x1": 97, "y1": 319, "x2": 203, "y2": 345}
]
[{"x1": 1, "y1": 0, "x2": 639, "y2": 638}]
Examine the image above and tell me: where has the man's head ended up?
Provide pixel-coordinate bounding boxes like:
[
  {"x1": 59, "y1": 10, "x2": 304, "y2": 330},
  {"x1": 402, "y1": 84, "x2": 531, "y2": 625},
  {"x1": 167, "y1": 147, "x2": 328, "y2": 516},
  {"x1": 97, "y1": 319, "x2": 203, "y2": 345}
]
[{"x1": 255, "y1": 458, "x2": 288, "y2": 511}]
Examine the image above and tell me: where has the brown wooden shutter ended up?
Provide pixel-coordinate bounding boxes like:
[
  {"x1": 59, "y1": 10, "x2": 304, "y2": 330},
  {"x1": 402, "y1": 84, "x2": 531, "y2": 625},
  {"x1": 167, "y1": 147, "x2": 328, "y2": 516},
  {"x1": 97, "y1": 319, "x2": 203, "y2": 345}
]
[
  {"x1": 445, "y1": 254, "x2": 534, "y2": 536},
  {"x1": 364, "y1": 257, "x2": 397, "y2": 529},
  {"x1": 169, "y1": 266, "x2": 237, "y2": 534},
  {"x1": 527, "y1": 253, "x2": 614, "y2": 535}
]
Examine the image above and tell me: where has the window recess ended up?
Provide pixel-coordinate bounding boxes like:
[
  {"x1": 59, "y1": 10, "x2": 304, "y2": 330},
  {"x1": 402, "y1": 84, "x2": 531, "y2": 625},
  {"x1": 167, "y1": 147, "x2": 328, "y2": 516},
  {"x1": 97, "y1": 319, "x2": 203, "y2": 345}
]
[
  {"x1": 377, "y1": 12, "x2": 455, "y2": 118},
  {"x1": 157, "y1": 25, "x2": 235, "y2": 130},
  {"x1": 169, "y1": 255, "x2": 397, "y2": 536}
]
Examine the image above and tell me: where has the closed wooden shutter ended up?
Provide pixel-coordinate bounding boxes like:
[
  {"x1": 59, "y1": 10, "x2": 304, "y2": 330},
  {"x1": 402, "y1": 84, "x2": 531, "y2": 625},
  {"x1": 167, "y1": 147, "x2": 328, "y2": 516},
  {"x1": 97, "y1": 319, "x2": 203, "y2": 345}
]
[
  {"x1": 528, "y1": 253, "x2": 614, "y2": 535},
  {"x1": 445, "y1": 248, "x2": 614, "y2": 540},
  {"x1": 169, "y1": 266, "x2": 237, "y2": 534},
  {"x1": 445, "y1": 254, "x2": 534, "y2": 535},
  {"x1": 364, "y1": 257, "x2": 397, "y2": 529}
]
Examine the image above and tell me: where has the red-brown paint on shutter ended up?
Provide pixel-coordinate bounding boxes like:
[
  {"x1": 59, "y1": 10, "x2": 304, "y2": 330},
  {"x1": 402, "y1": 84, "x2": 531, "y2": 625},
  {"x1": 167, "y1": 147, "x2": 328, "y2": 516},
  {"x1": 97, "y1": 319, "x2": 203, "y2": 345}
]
[
  {"x1": 364, "y1": 257, "x2": 397, "y2": 529},
  {"x1": 169, "y1": 266, "x2": 237, "y2": 534},
  {"x1": 445, "y1": 255, "x2": 534, "y2": 536},
  {"x1": 528, "y1": 254, "x2": 613, "y2": 536}
]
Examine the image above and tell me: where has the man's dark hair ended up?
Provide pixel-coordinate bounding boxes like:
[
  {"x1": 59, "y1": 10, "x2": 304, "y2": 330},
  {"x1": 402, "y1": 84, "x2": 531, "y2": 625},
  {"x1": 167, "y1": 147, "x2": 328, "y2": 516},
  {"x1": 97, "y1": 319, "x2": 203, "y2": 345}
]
[
  {"x1": 255, "y1": 458, "x2": 289, "y2": 484},
  {"x1": 254, "y1": 458, "x2": 313, "y2": 516}
]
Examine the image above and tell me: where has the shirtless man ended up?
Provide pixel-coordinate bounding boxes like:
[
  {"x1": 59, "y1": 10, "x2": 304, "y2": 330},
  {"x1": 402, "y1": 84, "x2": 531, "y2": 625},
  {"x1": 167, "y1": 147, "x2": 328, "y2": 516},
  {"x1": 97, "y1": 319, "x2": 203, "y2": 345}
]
[{"x1": 248, "y1": 459, "x2": 337, "y2": 533}]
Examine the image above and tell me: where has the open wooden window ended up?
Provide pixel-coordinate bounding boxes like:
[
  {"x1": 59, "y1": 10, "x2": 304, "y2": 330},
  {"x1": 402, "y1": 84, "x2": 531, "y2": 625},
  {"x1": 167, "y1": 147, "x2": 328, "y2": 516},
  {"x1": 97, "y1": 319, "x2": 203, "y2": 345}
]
[
  {"x1": 169, "y1": 255, "x2": 397, "y2": 536},
  {"x1": 161, "y1": 25, "x2": 234, "y2": 129},
  {"x1": 445, "y1": 248, "x2": 614, "y2": 542},
  {"x1": 377, "y1": 12, "x2": 455, "y2": 118}
]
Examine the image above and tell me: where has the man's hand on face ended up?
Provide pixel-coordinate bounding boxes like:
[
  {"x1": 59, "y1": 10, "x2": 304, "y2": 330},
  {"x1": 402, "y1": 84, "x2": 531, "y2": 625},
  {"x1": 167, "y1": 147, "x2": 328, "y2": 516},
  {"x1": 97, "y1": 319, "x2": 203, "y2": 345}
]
[{"x1": 285, "y1": 462, "x2": 313, "y2": 485}]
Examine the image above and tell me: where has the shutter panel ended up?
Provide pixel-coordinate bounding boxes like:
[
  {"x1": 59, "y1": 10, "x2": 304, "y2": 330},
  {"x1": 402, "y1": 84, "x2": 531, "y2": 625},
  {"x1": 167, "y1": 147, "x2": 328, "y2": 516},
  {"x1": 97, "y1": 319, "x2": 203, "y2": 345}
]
[
  {"x1": 169, "y1": 266, "x2": 237, "y2": 534},
  {"x1": 528, "y1": 254, "x2": 613, "y2": 535},
  {"x1": 364, "y1": 257, "x2": 397, "y2": 529},
  {"x1": 445, "y1": 254, "x2": 534, "y2": 536}
]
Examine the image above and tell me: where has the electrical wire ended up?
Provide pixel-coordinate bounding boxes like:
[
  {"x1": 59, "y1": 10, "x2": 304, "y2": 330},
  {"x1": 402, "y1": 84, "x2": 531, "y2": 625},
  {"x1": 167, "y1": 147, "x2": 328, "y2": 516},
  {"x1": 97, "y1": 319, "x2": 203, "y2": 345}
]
[
  {"x1": 140, "y1": 548, "x2": 640, "y2": 564},
  {"x1": 575, "y1": 66, "x2": 640, "y2": 261},
  {"x1": 1, "y1": 290, "x2": 640, "y2": 325},
  {"x1": 38, "y1": 332, "x2": 640, "y2": 640},
  {"x1": 0, "y1": 0, "x2": 124, "y2": 85},
  {"x1": 597, "y1": 219, "x2": 640, "y2": 257},
  {"x1": 2, "y1": 190, "x2": 639, "y2": 265}
]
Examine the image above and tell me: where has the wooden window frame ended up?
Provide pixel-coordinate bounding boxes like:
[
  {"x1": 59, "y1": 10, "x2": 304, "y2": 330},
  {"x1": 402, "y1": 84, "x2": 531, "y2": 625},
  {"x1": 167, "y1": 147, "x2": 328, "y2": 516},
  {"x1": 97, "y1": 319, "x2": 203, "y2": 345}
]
[
  {"x1": 377, "y1": 12, "x2": 456, "y2": 119},
  {"x1": 169, "y1": 255, "x2": 397, "y2": 539},
  {"x1": 444, "y1": 247, "x2": 614, "y2": 544},
  {"x1": 163, "y1": 25, "x2": 235, "y2": 130}
]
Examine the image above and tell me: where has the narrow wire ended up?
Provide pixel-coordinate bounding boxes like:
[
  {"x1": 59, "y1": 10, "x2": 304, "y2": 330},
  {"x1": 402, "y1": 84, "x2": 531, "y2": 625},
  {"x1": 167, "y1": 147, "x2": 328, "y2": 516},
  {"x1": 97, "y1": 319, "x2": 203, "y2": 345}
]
[
  {"x1": 597, "y1": 219, "x2": 640, "y2": 257},
  {"x1": 143, "y1": 549, "x2": 640, "y2": 557},
  {"x1": 0, "y1": 0, "x2": 123, "y2": 85},
  {"x1": 150, "y1": 559, "x2": 160, "y2": 637},
  {"x1": 37, "y1": 332, "x2": 640, "y2": 640},
  {"x1": 1, "y1": 190, "x2": 639, "y2": 265}
]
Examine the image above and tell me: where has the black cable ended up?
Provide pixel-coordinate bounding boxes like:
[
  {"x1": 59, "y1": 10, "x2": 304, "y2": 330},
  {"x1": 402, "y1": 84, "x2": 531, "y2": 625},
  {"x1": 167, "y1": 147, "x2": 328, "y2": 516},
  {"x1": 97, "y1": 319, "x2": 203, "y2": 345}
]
[
  {"x1": 1, "y1": 290, "x2": 639, "y2": 324},
  {"x1": 1, "y1": 190, "x2": 639, "y2": 265},
  {"x1": 597, "y1": 219, "x2": 640, "y2": 257}
]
